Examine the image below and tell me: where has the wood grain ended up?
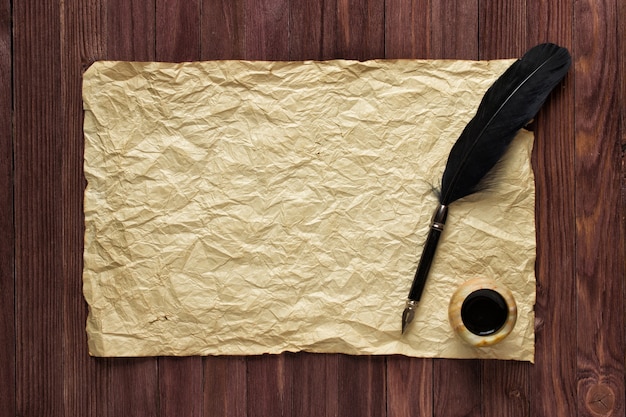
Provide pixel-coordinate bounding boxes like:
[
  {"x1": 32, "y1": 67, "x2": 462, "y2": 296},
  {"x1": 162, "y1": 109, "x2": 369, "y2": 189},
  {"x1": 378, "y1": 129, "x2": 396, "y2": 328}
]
[
  {"x1": 431, "y1": 0, "x2": 478, "y2": 59},
  {"x1": 245, "y1": 0, "x2": 289, "y2": 60},
  {"x1": 385, "y1": 0, "x2": 431, "y2": 59},
  {"x1": 247, "y1": 354, "x2": 294, "y2": 417},
  {"x1": 157, "y1": 0, "x2": 201, "y2": 62},
  {"x1": 386, "y1": 356, "x2": 433, "y2": 417},
  {"x1": 203, "y1": 356, "x2": 247, "y2": 417},
  {"x1": 384, "y1": 2, "x2": 433, "y2": 415},
  {"x1": 477, "y1": 3, "x2": 533, "y2": 416},
  {"x1": 330, "y1": 5, "x2": 387, "y2": 415},
  {"x1": 621, "y1": 0, "x2": 626, "y2": 150},
  {"x1": 99, "y1": 359, "x2": 159, "y2": 416},
  {"x1": 482, "y1": 361, "x2": 530, "y2": 416},
  {"x1": 574, "y1": 0, "x2": 625, "y2": 416},
  {"x1": 159, "y1": 358, "x2": 204, "y2": 417},
  {"x1": 333, "y1": 0, "x2": 385, "y2": 60},
  {"x1": 524, "y1": 0, "x2": 578, "y2": 415},
  {"x1": 289, "y1": 0, "x2": 324, "y2": 58},
  {"x1": 285, "y1": 10, "x2": 342, "y2": 417},
  {"x1": 14, "y1": 1, "x2": 65, "y2": 415},
  {"x1": 97, "y1": 4, "x2": 161, "y2": 416},
  {"x1": 433, "y1": 359, "x2": 480, "y2": 417},
  {"x1": 530, "y1": 68, "x2": 578, "y2": 416},
  {"x1": 292, "y1": 353, "x2": 339, "y2": 417},
  {"x1": 0, "y1": 0, "x2": 14, "y2": 414},
  {"x1": 106, "y1": 0, "x2": 155, "y2": 61},
  {"x1": 337, "y1": 355, "x2": 386, "y2": 417},
  {"x1": 4, "y1": 0, "x2": 625, "y2": 416},
  {"x1": 621, "y1": 0, "x2": 626, "y2": 371},
  {"x1": 201, "y1": 0, "x2": 245, "y2": 59},
  {"x1": 154, "y1": 3, "x2": 206, "y2": 416},
  {"x1": 61, "y1": 0, "x2": 104, "y2": 415},
  {"x1": 478, "y1": 0, "x2": 526, "y2": 59},
  {"x1": 430, "y1": 3, "x2": 481, "y2": 415}
]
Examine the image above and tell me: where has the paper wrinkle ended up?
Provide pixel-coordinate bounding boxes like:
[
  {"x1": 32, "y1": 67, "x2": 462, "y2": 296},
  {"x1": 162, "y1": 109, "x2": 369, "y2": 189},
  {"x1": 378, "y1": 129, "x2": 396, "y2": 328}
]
[{"x1": 83, "y1": 59, "x2": 535, "y2": 361}]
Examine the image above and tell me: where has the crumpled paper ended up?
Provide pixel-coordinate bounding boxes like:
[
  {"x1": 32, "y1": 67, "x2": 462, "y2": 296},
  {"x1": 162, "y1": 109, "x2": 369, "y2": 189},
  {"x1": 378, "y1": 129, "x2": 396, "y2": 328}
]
[{"x1": 83, "y1": 59, "x2": 536, "y2": 362}]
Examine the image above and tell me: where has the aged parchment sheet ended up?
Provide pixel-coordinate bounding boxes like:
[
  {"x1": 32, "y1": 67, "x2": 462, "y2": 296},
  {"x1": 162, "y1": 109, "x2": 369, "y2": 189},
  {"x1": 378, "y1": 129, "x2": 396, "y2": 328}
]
[{"x1": 83, "y1": 59, "x2": 535, "y2": 361}]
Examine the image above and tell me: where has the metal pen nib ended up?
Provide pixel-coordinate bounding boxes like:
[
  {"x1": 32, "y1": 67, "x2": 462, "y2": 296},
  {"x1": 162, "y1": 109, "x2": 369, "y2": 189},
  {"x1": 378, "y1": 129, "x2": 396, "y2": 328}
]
[{"x1": 401, "y1": 300, "x2": 417, "y2": 334}]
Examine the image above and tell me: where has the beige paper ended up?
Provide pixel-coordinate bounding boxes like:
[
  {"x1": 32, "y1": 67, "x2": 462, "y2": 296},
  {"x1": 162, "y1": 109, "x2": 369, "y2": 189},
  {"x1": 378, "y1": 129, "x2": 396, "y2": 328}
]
[{"x1": 83, "y1": 59, "x2": 536, "y2": 361}]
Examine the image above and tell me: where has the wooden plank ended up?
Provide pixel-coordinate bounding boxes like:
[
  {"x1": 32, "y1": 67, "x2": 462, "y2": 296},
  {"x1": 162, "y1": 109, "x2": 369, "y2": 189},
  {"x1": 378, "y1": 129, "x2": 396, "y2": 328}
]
[
  {"x1": 330, "y1": 3, "x2": 387, "y2": 414},
  {"x1": 292, "y1": 0, "x2": 386, "y2": 60},
  {"x1": 292, "y1": 0, "x2": 385, "y2": 60},
  {"x1": 291, "y1": 354, "x2": 339, "y2": 417},
  {"x1": 621, "y1": 3, "x2": 626, "y2": 412},
  {"x1": 431, "y1": 0, "x2": 478, "y2": 59},
  {"x1": 156, "y1": 0, "x2": 201, "y2": 61},
  {"x1": 337, "y1": 355, "x2": 386, "y2": 417},
  {"x1": 478, "y1": 0, "x2": 526, "y2": 59},
  {"x1": 97, "y1": 3, "x2": 160, "y2": 416},
  {"x1": 202, "y1": 11, "x2": 247, "y2": 285},
  {"x1": 318, "y1": 0, "x2": 339, "y2": 59},
  {"x1": 573, "y1": 0, "x2": 625, "y2": 416},
  {"x1": 99, "y1": 359, "x2": 160, "y2": 416},
  {"x1": 60, "y1": 0, "x2": 105, "y2": 415},
  {"x1": 524, "y1": 1, "x2": 578, "y2": 415},
  {"x1": 6, "y1": 2, "x2": 624, "y2": 416},
  {"x1": 478, "y1": 0, "x2": 526, "y2": 58},
  {"x1": 621, "y1": 0, "x2": 626, "y2": 151},
  {"x1": 247, "y1": 354, "x2": 294, "y2": 417},
  {"x1": 428, "y1": 2, "x2": 481, "y2": 416},
  {"x1": 433, "y1": 359, "x2": 480, "y2": 417},
  {"x1": 201, "y1": 0, "x2": 245, "y2": 59},
  {"x1": 329, "y1": 0, "x2": 385, "y2": 60},
  {"x1": 159, "y1": 358, "x2": 203, "y2": 417},
  {"x1": 289, "y1": 0, "x2": 324, "y2": 58},
  {"x1": 481, "y1": 361, "x2": 530, "y2": 416},
  {"x1": 203, "y1": 356, "x2": 247, "y2": 417},
  {"x1": 238, "y1": 2, "x2": 294, "y2": 415},
  {"x1": 621, "y1": 0, "x2": 626, "y2": 356},
  {"x1": 387, "y1": 356, "x2": 433, "y2": 417},
  {"x1": 153, "y1": 3, "x2": 206, "y2": 415},
  {"x1": 384, "y1": 2, "x2": 434, "y2": 414},
  {"x1": 13, "y1": 1, "x2": 65, "y2": 415},
  {"x1": 530, "y1": 70, "x2": 578, "y2": 416},
  {"x1": 385, "y1": 0, "x2": 431, "y2": 59},
  {"x1": 476, "y1": 3, "x2": 533, "y2": 417},
  {"x1": 106, "y1": 0, "x2": 156, "y2": 61},
  {"x1": 285, "y1": 7, "x2": 340, "y2": 416},
  {"x1": 244, "y1": 0, "x2": 289, "y2": 60},
  {"x1": 0, "y1": 0, "x2": 14, "y2": 414}
]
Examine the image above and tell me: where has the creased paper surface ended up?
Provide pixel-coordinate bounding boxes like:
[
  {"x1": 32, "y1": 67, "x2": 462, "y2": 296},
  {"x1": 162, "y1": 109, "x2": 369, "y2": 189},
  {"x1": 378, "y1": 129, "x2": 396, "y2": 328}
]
[{"x1": 83, "y1": 59, "x2": 535, "y2": 361}]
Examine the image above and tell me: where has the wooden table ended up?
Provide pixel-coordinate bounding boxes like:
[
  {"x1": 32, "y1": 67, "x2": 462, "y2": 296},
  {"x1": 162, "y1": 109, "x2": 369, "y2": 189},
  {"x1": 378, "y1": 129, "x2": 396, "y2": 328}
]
[{"x1": 2, "y1": 1, "x2": 624, "y2": 416}]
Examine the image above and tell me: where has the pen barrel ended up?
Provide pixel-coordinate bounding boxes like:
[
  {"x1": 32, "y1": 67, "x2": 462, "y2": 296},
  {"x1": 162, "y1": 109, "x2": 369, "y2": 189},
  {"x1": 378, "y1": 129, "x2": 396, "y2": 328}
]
[{"x1": 408, "y1": 204, "x2": 448, "y2": 301}]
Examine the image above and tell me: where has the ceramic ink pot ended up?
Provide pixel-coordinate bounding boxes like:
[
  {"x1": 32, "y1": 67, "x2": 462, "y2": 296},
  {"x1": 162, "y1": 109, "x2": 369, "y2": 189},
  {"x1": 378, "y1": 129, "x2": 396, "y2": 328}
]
[{"x1": 448, "y1": 277, "x2": 517, "y2": 347}]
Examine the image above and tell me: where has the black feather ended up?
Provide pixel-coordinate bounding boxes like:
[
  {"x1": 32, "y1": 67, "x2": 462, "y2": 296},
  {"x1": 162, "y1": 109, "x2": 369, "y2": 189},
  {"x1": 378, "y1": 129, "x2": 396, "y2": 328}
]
[{"x1": 440, "y1": 43, "x2": 571, "y2": 205}]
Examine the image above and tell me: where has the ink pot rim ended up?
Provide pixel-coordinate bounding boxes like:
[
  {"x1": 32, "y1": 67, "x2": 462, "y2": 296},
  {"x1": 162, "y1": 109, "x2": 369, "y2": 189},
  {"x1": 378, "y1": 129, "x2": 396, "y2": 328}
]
[{"x1": 448, "y1": 277, "x2": 517, "y2": 347}]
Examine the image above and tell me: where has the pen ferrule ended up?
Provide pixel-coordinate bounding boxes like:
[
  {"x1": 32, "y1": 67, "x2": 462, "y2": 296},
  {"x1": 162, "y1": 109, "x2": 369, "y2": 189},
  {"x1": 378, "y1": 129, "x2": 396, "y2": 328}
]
[
  {"x1": 430, "y1": 204, "x2": 448, "y2": 229},
  {"x1": 431, "y1": 221, "x2": 445, "y2": 231}
]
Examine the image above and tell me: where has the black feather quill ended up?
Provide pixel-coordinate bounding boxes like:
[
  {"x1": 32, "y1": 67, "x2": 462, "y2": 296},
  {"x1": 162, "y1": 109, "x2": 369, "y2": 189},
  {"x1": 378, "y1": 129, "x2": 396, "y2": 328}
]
[{"x1": 401, "y1": 43, "x2": 571, "y2": 334}]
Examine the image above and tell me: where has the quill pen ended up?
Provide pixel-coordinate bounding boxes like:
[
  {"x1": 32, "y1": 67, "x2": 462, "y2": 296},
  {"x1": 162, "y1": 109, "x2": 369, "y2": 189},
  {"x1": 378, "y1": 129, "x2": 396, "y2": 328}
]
[{"x1": 401, "y1": 43, "x2": 571, "y2": 334}]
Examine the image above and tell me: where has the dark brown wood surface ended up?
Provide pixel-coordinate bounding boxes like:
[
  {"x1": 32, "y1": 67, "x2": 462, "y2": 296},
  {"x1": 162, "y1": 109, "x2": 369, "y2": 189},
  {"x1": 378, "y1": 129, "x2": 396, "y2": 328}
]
[{"x1": 3, "y1": 0, "x2": 624, "y2": 416}]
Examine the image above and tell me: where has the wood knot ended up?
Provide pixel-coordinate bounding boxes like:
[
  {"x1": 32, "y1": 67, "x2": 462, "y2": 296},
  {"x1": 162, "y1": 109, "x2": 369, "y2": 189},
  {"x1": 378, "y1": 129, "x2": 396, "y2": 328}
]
[
  {"x1": 507, "y1": 389, "x2": 522, "y2": 399},
  {"x1": 585, "y1": 384, "x2": 615, "y2": 416}
]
